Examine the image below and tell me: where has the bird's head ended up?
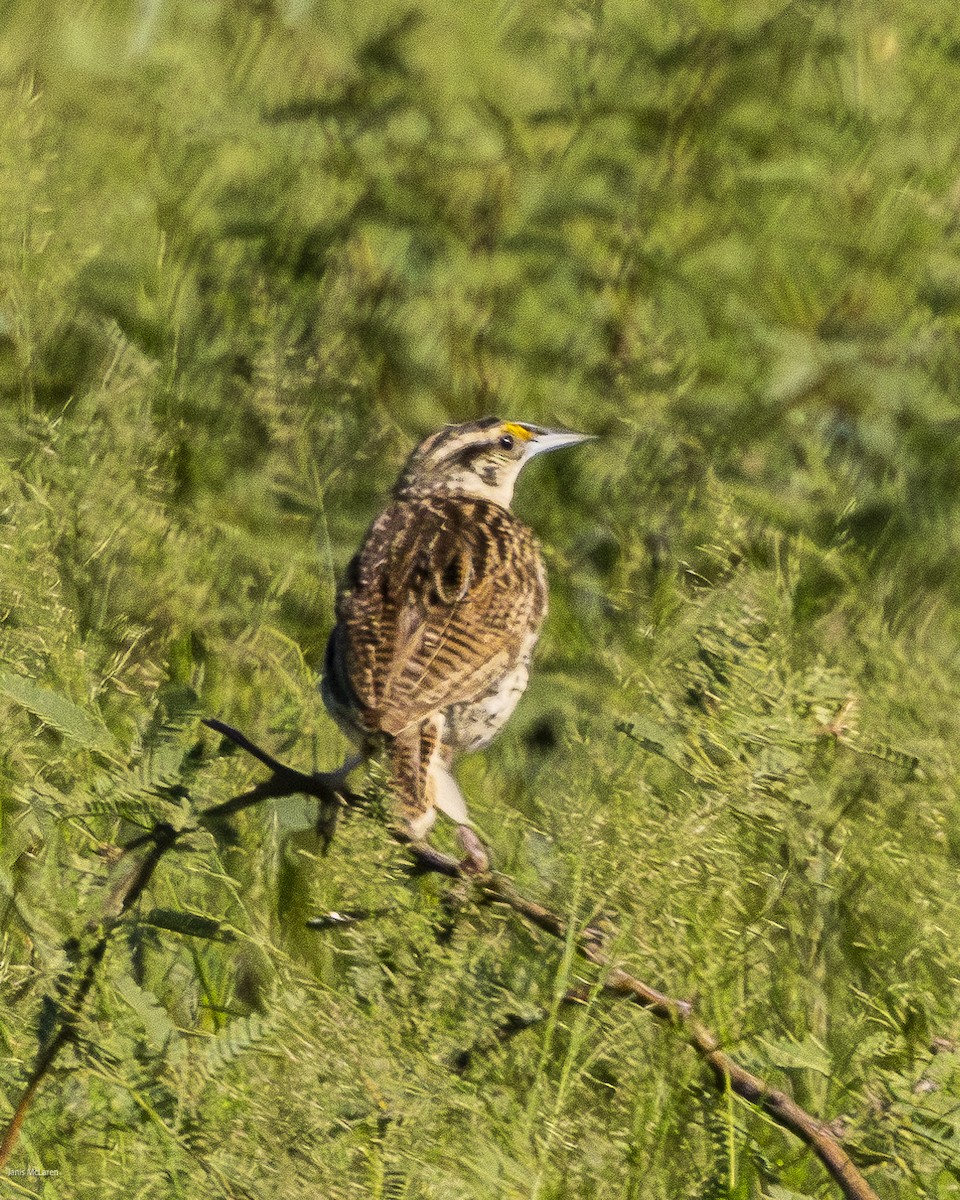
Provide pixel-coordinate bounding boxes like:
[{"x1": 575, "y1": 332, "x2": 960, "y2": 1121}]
[{"x1": 394, "y1": 417, "x2": 594, "y2": 506}]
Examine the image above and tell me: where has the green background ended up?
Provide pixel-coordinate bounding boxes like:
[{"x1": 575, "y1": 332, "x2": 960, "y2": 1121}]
[{"x1": 3, "y1": 1, "x2": 960, "y2": 1196}]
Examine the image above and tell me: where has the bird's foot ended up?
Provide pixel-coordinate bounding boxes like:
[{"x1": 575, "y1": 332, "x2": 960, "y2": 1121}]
[{"x1": 456, "y1": 825, "x2": 490, "y2": 874}]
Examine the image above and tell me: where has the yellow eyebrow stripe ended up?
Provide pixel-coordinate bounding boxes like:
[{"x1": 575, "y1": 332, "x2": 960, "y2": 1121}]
[{"x1": 501, "y1": 422, "x2": 534, "y2": 442}]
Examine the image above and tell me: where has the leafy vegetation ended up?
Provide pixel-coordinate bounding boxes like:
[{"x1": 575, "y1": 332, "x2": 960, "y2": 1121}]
[{"x1": 3, "y1": 1, "x2": 960, "y2": 1196}]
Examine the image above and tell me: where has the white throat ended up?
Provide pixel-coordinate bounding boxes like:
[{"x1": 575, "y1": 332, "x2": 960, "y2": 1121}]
[{"x1": 442, "y1": 462, "x2": 523, "y2": 508}]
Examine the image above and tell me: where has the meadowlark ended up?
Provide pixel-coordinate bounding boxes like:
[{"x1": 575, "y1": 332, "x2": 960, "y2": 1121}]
[{"x1": 321, "y1": 417, "x2": 593, "y2": 867}]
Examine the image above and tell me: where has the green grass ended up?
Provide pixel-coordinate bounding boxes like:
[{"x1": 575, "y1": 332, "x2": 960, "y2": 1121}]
[{"x1": 4, "y1": 2, "x2": 960, "y2": 1196}]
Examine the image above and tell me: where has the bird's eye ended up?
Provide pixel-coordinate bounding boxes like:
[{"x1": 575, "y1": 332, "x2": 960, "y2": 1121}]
[{"x1": 499, "y1": 433, "x2": 515, "y2": 451}]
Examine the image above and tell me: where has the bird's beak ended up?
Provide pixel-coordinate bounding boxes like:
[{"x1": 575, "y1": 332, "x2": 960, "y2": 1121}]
[{"x1": 526, "y1": 428, "x2": 596, "y2": 457}]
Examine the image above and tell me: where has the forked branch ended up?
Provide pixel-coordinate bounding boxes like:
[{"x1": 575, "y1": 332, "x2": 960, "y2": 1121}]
[
  {"x1": 0, "y1": 720, "x2": 879, "y2": 1200},
  {"x1": 206, "y1": 721, "x2": 879, "y2": 1200}
]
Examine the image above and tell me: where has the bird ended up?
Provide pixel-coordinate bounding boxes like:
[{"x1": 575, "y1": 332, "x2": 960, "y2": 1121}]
[{"x1": 321, "y1": 417, "x2": 593, "y2": 868}]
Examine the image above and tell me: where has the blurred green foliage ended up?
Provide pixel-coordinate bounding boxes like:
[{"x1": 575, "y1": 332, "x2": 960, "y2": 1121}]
[{"x1": 3, "y1": 1, "x2": 960, "y2": 1196}]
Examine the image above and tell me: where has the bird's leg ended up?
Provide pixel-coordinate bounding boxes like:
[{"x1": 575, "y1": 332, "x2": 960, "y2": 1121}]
[
  {"x1": 428, "y1": 761, "x2": 490, "y2": 873},
  {"x1": 456, "y1": 824, "x2": 490, "y2": 874}
]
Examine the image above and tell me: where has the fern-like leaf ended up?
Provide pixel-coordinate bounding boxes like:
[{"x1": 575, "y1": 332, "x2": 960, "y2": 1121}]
[{"x1": 0, "y1": 669, "x2": 117, "y2": 755}]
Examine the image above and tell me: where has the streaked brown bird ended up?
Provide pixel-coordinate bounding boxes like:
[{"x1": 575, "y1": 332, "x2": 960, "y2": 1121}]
[{"x1": 322, "y1": 417, "x2": 593, "y2": 867}]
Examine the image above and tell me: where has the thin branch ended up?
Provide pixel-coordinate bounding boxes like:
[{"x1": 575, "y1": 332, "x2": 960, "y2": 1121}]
[
  {"x1": 407, "y1": 846, "x2": 873, "y2": 1197},
  {"x1": 199, "y1": 717, "x2": 359, "y2": 819},
  {"x1": 452, "y1": 985, "x2": 593, "y2": 1073},
  {"x1": 0, "y1": 824, "x2": 177, "y2": 1169},
  {"x1": 0, "y1": 720, "x2": 881, "y2": 1200},
  {"x1": 204, "y1": 722, "x2": 879, "y2": 1200},
  {"x1": 0, "y1": 726, "x2": 358, "y2": 1169}
]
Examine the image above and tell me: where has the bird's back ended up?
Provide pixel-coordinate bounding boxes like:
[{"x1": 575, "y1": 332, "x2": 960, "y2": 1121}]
[{"x1": 323, "y1": 492, "x2": 548, "y2": 742}]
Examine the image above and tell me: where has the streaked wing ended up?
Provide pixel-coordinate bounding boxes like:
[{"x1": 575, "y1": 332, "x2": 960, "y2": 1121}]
[{"x1": 335, "y1": 495, "x2": 546, "y2": 737}]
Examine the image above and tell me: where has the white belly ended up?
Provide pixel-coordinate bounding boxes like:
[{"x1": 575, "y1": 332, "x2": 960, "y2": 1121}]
[{"x1": 444, "y1": 648, "x2": 534, "y2": 753}]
